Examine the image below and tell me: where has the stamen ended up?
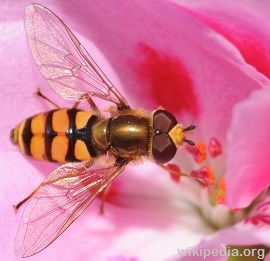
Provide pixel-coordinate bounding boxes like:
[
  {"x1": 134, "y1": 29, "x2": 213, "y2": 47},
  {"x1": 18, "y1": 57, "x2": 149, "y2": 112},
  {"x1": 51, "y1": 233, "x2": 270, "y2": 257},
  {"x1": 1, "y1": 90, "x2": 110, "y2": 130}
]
[
  {"x1": 215, "y1": 178, "x2": 227, "y2": 204},
  {"x1": 208, "y1": 137, "x2": 222, "y2": 158},
  {"x1": 159, "y1": 163, "x2": 189, "y2": 183},
  {"x1": 186, "y1": 142, "x2": 207, "y2": 163},
  {"x1": 190, "y1": 165, "x2": 214, "y2": 187}
]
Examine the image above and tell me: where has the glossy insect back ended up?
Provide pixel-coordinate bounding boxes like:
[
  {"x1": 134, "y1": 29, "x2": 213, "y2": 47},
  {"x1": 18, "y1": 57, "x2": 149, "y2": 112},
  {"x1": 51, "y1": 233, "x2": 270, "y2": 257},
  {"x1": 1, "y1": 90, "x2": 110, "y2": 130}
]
[{"x1": 12, "y1": 3, "x2": 196, "y2": 258}]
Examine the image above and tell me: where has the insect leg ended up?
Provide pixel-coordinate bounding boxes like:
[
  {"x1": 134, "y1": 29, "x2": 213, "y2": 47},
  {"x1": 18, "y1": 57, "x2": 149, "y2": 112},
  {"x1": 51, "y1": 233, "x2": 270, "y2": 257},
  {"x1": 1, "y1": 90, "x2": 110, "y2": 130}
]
[
  {"x1": 98, "y1": 157, "x2": 129, "y2": 214},
  {"x1": 13, "y1": 159, "x2": 95, "y2": 212},
  {"x1": 13, "y1": 185, "x2": 42, "y2": 212},
  {"x1": 99, "y1": 182, "x2": 112, "y2": 215},
  {"x1": 35, "y1": 88, "x2": 60, "y2": 108},
  {"x1": 73, "y1": 93, "x2": 100, "y2": 114}
]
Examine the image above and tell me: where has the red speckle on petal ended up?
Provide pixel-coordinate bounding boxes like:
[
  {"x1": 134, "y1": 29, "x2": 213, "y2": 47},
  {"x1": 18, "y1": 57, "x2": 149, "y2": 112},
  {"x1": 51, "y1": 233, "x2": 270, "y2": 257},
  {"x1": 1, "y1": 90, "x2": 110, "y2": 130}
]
[{"x1": 133, "y1": 43, "x2": 199, "y2": 116}]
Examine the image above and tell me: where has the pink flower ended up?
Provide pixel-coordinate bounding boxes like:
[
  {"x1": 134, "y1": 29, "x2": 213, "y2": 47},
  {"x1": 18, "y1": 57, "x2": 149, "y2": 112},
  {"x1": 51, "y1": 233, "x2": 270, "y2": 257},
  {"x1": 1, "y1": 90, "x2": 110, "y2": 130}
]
[{"x1": 2, "y1": 0, "x2": 270, "y2": 261}]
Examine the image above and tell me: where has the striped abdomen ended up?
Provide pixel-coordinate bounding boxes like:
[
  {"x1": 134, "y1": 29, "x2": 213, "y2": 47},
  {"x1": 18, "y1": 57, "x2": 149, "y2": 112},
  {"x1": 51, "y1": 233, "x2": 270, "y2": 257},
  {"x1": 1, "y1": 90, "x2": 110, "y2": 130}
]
[{"x1": 10, "y1": 108, "x2": 103, "y2": 162}]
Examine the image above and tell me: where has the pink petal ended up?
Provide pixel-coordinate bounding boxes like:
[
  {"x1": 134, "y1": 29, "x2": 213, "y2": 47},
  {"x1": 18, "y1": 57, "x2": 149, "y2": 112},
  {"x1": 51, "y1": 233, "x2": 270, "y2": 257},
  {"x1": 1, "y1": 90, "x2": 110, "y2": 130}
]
[
  {"x1": 226, "y1": 87, "x2": 270, "y2": 208},
  {"x1": 172, "y1": 0, "x2": 270, "y2": 79}
]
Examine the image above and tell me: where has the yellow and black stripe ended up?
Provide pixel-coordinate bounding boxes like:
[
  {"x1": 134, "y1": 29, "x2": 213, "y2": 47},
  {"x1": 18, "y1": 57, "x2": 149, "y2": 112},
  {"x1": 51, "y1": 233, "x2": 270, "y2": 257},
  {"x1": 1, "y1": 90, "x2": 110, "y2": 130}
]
[{"x1": 10, "y1": 108, "x2": 103, "y2": 162}]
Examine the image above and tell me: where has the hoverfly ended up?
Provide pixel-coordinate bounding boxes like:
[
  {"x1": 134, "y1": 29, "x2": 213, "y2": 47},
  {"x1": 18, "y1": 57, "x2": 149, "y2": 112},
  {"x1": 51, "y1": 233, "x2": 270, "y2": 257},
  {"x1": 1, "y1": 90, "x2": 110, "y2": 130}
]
[{"x1": 11, "y1": 3, "x2": 196, "y2": 257}]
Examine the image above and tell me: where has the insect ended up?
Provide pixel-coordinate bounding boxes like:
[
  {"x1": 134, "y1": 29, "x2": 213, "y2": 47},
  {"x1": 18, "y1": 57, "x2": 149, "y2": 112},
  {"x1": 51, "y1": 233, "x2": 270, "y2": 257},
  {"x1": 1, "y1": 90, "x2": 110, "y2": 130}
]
[{"x1": 11, "y1": 3, "x2": 196, "y2": 258}]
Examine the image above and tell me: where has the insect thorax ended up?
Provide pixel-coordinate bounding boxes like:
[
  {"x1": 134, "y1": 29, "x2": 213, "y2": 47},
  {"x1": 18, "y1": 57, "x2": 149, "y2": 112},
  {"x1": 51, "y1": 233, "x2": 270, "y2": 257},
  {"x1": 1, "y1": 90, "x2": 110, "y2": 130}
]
[{"x1": 93, "y1": 114, "x2": 151, "y2": 159}]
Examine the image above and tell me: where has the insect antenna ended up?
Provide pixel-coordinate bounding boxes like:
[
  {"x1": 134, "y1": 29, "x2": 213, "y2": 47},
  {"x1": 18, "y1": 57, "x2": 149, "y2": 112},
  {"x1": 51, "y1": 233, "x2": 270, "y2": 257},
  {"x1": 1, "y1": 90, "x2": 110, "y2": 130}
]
[
  {"x1": 182, "y1": 120, "x2": 196, "y2": 146},
  {"x1": 183, "y1": 124, "x2": 196, "y2": 132},
  {"x1": 183, "y1": 138, "x2": 195, "y2": 146}
]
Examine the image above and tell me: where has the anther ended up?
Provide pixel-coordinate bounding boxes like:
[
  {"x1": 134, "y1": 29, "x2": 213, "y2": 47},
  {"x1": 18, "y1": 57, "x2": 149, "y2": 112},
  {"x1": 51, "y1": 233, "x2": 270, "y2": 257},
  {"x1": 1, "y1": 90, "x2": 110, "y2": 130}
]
[
  {"x1": 159, "y1": 164, "x2": 189, "y2": 183},
  {"x1": 190, "y1": 165, "x2": 215, "y2": 187},
  {"x1": 208, "y1": 137, "x2": 222, "y2": 158},
  {"x1": 215, "y1": 178, "x2": 227, "y2": 204},
  {"x1": 186, "y1": 142, "x2": 207, "y2": 163}
]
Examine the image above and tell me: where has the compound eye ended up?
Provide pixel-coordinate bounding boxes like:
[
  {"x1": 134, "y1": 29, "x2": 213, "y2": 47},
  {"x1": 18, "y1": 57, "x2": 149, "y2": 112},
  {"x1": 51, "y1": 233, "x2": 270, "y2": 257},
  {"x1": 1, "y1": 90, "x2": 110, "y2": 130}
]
[
  {"x1": 152, "y1": 134, "x2": 177, "y2": 164},
  {"x1": 153, "y1": 110, "x2": 177, "y2": 132}
]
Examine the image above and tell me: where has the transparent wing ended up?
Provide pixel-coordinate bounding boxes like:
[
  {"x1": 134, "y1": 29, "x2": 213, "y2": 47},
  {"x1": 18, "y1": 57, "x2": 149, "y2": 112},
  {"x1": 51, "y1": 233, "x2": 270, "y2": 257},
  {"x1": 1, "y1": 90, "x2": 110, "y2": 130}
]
[
  {"x1": 15, "y1": 161, "x2": 126, "y2": 257},
  {"x1": 25, "y1": 3, "x2": 129, "y2": 108}
]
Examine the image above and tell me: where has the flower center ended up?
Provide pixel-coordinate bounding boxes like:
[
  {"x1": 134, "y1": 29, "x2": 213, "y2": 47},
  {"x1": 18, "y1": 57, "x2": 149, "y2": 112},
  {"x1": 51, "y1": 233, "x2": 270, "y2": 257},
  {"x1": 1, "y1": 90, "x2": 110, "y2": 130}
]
[{"x1": 161, "y1": 137, "x2": 245, "y2": 229}]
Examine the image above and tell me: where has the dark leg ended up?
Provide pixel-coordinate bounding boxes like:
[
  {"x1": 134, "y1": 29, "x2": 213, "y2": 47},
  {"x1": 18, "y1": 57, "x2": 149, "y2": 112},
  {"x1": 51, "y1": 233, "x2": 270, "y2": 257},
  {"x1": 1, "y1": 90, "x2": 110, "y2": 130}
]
[
  {"x1": 13, "y1": 184, "x2": 42, "y2": 212},
  {"x1": 13, "y1": 159, "x2": 95, "y2": 212},
  {"x1": 35, "y1": 88, "x2": 60, "y2": 108},
  {"x1": 73, "y1": 93, "x2": 100, "y2": 114},
  {"x1": 98, "y1": 157, "x2": 128, "y2": 215},
  {"x1": 99, "y1": 183, "x2": 112, "y2": 215}
]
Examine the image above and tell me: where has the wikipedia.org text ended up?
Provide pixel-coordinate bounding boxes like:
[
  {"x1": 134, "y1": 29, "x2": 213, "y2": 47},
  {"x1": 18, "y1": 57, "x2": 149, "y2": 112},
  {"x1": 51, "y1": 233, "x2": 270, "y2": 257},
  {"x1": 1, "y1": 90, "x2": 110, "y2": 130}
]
[{"x1": 178, "y1": 246, "x2": 266, "y2": 260}]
